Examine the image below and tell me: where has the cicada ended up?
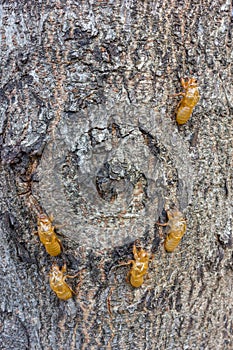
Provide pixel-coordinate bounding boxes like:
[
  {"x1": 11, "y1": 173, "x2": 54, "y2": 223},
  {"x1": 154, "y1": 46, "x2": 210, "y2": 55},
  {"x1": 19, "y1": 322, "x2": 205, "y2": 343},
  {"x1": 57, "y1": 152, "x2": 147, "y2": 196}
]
[
  {"x1": 49, "y1": 263, "x2": 79, "y2": 300},
  {"x1": 37, "y1": 214, "x2": 62, "y2": 256},
  {"x1": 157, "y1": 209, "x2": 187, "y2": 252},
  {"x1": 175, "y1": 77, "x2": 200, "y2": 125},
  {"x1": 120, "y1": 243, "x2": 151, "y2": 287}
]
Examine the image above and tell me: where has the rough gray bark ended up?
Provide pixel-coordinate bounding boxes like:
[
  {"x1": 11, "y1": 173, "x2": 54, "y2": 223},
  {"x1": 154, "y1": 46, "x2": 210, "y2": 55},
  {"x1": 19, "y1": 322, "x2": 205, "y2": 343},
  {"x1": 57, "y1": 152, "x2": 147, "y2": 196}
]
[{"x1": 0, "y1": 1, "x2": 232, "y2": 349}]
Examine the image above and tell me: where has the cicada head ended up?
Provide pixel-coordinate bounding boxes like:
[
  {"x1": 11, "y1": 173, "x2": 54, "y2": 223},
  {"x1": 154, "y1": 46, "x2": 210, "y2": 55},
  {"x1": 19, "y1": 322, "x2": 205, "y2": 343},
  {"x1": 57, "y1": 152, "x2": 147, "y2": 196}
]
[{"x1": 38, "y1": 213, "x2": 51, "y2": 225}]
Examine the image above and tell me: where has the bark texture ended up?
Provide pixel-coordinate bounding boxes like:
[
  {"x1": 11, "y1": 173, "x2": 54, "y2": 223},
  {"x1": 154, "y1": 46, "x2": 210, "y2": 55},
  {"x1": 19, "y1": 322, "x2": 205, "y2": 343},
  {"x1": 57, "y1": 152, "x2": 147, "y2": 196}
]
[{"x1": 0, "y1": 1, "x2": 232, "y2": 349}]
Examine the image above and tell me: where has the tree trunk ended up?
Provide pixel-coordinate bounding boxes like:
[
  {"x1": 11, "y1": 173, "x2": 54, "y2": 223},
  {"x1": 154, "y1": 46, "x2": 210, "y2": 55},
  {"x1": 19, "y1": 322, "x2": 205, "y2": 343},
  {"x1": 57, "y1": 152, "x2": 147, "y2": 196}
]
[{"x1": 0, "y1": 1, "x2": 232, "y2": 349}]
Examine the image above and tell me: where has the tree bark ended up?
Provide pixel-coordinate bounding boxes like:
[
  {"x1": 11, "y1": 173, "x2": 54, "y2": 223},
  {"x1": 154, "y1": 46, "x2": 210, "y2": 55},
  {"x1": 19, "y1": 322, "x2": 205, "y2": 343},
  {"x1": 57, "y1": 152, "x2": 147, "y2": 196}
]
[{"x1": 0, "y1": 1, "x2": 232, "y2": 349}]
